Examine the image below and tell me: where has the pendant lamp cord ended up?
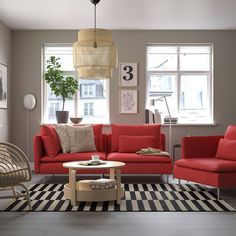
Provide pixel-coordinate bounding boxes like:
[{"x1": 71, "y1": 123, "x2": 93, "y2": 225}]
[{"x1": 94, "y1": 3, "x2": 97, "y2": 48}]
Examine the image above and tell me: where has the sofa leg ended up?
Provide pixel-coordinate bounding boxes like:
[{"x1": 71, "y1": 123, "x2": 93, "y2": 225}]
[
  {"x1": 217, "y1": 188, "x2": 220, "y2": 200},
  {"x1": 166, "y1": 175, "x2": 169, "y2": 184},
  {"x1": 178, "y1": 179, "x2": 181, "y2": 186},
  {"x1": 101, "y1": 174, "x2": 105, "y2": 178}
]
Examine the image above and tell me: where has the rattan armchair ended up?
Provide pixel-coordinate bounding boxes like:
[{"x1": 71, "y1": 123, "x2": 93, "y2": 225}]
[{"x1": 0, "y1": 142, "x2": 32, "y2": 210}]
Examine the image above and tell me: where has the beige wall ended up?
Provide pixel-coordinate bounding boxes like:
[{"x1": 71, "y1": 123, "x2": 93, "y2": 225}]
[
  {"x1": 0, "y1": 21, "x2": 11, "y2": 142},
  {"x1": 12, "y1": 30, "x2": 236, "y2": 161}
]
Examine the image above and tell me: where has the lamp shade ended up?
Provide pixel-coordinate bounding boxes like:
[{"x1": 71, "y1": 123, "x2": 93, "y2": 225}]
[
  {"x1": 73, "y1": 29, "x2": 118, "y2": 79},
  {"x1": 23, "y1": 94, "x2": 36, "y2": 110}
]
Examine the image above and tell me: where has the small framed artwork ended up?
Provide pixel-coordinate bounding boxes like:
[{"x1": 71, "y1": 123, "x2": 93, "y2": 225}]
[
  {"x1": 0, "y1": 63, "x2": 8, "y2": 109},
  {"x1": 119, "y1": 62, "x2": 138, "y2": 87},
  {"x1": 119, "y1": 89, "x2": 138, "y2": 114}
]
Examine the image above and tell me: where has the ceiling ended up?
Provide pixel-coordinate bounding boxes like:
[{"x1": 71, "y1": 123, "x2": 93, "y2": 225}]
[{"x1": 0, "y1": 0, "x2": 236, "y2": 30}]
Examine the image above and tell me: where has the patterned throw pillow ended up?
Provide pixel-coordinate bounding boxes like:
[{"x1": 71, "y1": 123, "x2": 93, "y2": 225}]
[
  {"x1": 66, "y1": 125, "x2": 96, "y2": 153},
  {"x1": 54, "y1": 125, "x2": 71, "y2": 153}
]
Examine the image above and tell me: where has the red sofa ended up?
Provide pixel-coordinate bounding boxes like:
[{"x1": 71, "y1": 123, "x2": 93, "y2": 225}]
[
  {"x1": 34, "y1": 124, "x2": 172, "y2": 176},
  {"x1": 174, "y1": 125, "x2": 236, "y2": 199}
]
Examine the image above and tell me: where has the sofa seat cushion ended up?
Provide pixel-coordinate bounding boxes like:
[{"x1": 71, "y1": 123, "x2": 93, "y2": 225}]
[
  {"x1": 41, "y1": 152, "x2": 106, "y2": 163},
  {"x1": 107, "y1": 152, "x2": 171, "y2": 163},
  {"x1": 175, "y1": 158, "x2": 236, "y2": 173}
]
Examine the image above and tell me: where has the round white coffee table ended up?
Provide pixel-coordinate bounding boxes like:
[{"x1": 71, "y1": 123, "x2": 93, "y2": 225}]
[{"x1": 63, "y1": 161, "x2": 125, "y2": 206}]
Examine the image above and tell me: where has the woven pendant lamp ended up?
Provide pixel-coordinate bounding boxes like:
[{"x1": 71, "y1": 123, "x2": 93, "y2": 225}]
[{"x1": 73, "y1": 0, "x2": 118, "y2": 79}]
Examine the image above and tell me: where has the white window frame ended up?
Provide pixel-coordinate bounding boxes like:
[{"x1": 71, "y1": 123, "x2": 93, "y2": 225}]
[
  {"x1": 41, "y1": 44, "x2": 110, "y2": 124},
  {"x1": 146, "y1": 43, "x2": 214, "y2": 125}
]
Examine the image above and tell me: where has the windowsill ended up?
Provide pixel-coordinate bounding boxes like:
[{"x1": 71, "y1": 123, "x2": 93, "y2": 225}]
[{"x1": 161, "y1": 123, "x2": 217, "y2": 127}]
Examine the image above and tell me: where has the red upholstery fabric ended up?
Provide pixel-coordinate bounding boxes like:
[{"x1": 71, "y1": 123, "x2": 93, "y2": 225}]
[
  {"x1": 39, "y1": 163, "x2": 106, "y2": 174},
  {"x1": 34, "y1": 135, "x2": 44, "y2": 174},
  {"x1": 111, "y1": 124, "x2": 161, "y2": 152},
  {"x1": 40, "y1": 125, "x2": 61, "y2": 157},
  {"x1": 106, "y1": 162, "x2": 172, "y2": 174},
  {"x1": 224, "y1": 125, "x2": 236, "y2": 140},
  {"x1": 92, "y1": 124, "x2": 103, "y2": 151},
  {"x1": 174, "y1": 165, "x2": 236, "y2": 188},
  {"x1": 175, "y1": 158, "x2": 236, "y2": 173},
  {"x1": 41, "y1": 152, "x2": 106, "y2": 163},
  {"x1": 216, "y1": 139, "x2": 236, "y2": 161},
  {"x1": 182, "y1": 136, "x2": 223, "y2": 159},
  {"x1": 41, "y1": 136, "x2": 61, "y2": 158},
  {"x1": 107, "y1": 152, "x2": 171, "y2": 163},
  {"x1": 118, "y1": 135, "x2": 155, "y2": 153}
]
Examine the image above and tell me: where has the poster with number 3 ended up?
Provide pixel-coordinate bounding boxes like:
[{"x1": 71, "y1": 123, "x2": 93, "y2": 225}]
[{"x1": 119, "y1": 63, "x2": 138, "y2": 87}]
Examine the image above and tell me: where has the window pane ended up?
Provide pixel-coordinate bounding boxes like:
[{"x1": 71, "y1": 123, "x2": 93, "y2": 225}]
[
  {"x1": 44, "y1": 46, "x2": 74, "y2": 71},
  {"x1": 78, "y1": 79, "x2": 109, "y2": 123},
  {"x1": 148, "y1": 74, "x2": 177, "y2": 119},
  {"x1": 147, "y1": 54, "x2": 177, "y2": 71},
  {"x1": 180, "y1": 53, "x2": 210, "y2": 71},
  {"x1": 147, "y1": 46, "x2": 177, "y2": 54},
  {"x1": 179, "y1": 46, "x2": 211, "y2": 54},
  {"x1": 179, "y1": 75, "x2": 210, "y2": 123}
]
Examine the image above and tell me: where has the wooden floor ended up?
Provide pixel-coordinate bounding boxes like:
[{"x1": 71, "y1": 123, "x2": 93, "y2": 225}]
[{"x1": 0, "y1": 174, "x2": 236, "y2": 236}]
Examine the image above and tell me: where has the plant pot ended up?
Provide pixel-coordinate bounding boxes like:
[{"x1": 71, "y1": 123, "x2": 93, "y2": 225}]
[{"x1": 56, "y1": 111, "x2": 69, "y2": 124}]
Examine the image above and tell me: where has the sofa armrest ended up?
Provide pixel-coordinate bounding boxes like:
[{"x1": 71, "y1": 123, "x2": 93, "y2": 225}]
[
  {"x1": 34, "y1": 135, "x2": 44, "y2": 174},
  {"x1": 182, "y1": 135, "x2": 223, "y2": 159}
]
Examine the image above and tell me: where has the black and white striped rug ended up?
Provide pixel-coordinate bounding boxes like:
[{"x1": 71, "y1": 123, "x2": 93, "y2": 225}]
[{"x1": 1, "y1": 183, "x2": 234, "y2": 212}]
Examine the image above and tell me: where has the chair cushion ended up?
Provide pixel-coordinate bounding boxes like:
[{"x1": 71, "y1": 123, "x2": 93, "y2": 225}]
[
  {"x1": 40, "y1": 125, "x2": 61, "y2": 157},
  {"x1": 215, "y1": 139, "x2": 236, "y2": 161},
  {"x1": 107, "y1": 152, "x2": 171, "y2": 163},
  {"x1": 224, "y1": 125, "x2": 236, "y2": 140},
  {"x1": 111, "y1": 124, "x2": 161, "y2": 152},
  {"x1": 119, "y1": 135, "x2": 155, "y2": 153},
  {"x1": 41, "y1": 152, "x2": 106, "y2": 163},
  {"x1": 175, "y1": 158, "x2": 236, "y2": 173}
]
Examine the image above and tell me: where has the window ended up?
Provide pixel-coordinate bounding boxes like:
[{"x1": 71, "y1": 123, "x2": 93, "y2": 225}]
[
  {"x1": 84, "y1": 102, "x2": 94, "y2": 116},
  {"x1": 43, "y1": 45, "x2": 109, "y2": 124},
  {"x1": 146, "y1": 44, "x2": 213, "y2": 124}
]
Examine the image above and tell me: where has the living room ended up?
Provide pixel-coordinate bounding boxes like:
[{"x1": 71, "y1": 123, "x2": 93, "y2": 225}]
[{"x1": 1, "y1": 0, "x2": 236, "y2": 235}]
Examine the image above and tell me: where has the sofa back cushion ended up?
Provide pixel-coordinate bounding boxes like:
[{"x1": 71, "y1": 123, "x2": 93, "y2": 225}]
[
  {"x1": 118, "y1": 135, "x2": 155, "y2": 153},
  {"x1": 111, "y1": 124, "x2": 161, "y2": 152},
  {"x1": 92, "y1": 124, "x2": 103, "y2": 152},
  {"x1": 224, "y1": 125, "x2": 236, "y2": 140},
  {"x1": 215, "y1": 138, "x2": 236, "y2": 161},
  {"x1": 40, "y1": 125, "x2": 61, "y2": 157}
]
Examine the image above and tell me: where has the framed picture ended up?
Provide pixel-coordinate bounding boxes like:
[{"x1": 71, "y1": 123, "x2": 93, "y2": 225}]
[
  {"x1": 119, "y1": 89, "x2": 138, "y2": 114},
  {"x1": 0, "y1": 63, "x2": 8, "y2": 109},
  {"x1": 119, "y1": 62, "x2": 138, "y2": 87}
]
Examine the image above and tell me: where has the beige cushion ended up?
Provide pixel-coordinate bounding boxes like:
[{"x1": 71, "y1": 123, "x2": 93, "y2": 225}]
[
  {"x1": 66, "y1": 125, "x2": 96, "y2": 153},
  {"x1": 54, "y1": 125, "x2": 71, "y2": 153}
]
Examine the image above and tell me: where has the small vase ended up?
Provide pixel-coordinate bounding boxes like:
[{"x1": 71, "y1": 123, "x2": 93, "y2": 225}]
[{"x1": 56, "y1": 111, "x2": 69, "y2": 124}]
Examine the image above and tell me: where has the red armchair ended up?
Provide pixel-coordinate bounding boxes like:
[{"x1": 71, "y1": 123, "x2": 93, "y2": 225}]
[{"x1": 174, "y1": 125, "x2": 236, "y2": 199}]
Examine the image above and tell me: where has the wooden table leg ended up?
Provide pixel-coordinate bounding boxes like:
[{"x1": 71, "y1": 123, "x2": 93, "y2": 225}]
[
  {"x1": 69, "y1": 168, "x2": 77, "y2": 206},
  {"x1": 115, "y1": 168, "x2": 121, "y2": 205},
  {"x1": 110, "y1": 168, "x2": 115, "y2": 180}
]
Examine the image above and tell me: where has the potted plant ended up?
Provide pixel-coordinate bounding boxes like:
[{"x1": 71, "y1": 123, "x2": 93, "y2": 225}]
[{"x1": 44, "y1": 56, "x2": 79, "y2": 123}]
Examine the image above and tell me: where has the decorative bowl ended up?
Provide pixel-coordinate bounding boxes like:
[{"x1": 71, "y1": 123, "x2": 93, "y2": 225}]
[{"x1": 70, "y1": 117, "x2": 83, "y2": 124}]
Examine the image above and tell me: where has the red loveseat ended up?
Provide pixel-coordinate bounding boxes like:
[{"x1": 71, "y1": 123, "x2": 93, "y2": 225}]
[
  {"x1": 174, "y1": 125, "x2": 236, "y2": 199},
  {"x1": 34, "y1": 124, "x2": 172, "y2": 176}
]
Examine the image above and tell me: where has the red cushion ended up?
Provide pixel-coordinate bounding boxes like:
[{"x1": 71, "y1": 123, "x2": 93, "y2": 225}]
[
  {"x1": 119, "y1": 135, "x2": 155, "y2": 153},
  {"x1": 41, "y1": 152, "x2": 106, "y2": 163},
  {"x1": 111, "y1": 124, "x2": 161, "y2": 152},
  {"x1": 40, "y1": 125, "x2": 61, "y2": 157},
  {"x1": 224, "y1": 125, "x2": 236, "y2": 140},
  {"x1": 215, "y1": 139, "x2": 236, "y2": 161},
  {"x1": 92, "y1": 124, "x2": 103, "y2": 151},
  {"x1": 175, "y1": 158, "x2": 236, "y2": 173},
  {"x1": 107, "y1": 152, "x2": 171, "y2": 163}
]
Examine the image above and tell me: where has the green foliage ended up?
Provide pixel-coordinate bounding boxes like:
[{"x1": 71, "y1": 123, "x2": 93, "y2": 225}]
[{"x1": 44, "y1": 56, "x2": 79, "y2": 111}]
